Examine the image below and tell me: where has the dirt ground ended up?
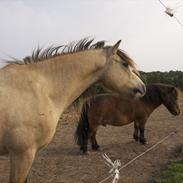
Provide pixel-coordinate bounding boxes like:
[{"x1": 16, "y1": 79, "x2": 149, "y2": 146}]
[{"x1": 0, "y1": 100, "x2": 183, "y2": 183}]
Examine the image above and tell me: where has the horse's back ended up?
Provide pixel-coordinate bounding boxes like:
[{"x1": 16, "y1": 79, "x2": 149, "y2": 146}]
[
  {"x1": 89, "y1": 93, "x2": 134, "y2": 112},
  {"x1": 87, "y1": 93, "x2": 133, "y2": 125},
  {"x1": 87, "y1": 93, "x2": 148, "y2": 126},
  {"x1": 89, "y1": 93, "x2": 118, "y2": 112}
]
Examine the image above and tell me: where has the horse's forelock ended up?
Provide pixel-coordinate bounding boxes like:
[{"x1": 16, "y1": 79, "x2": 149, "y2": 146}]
[
  {"x1": 117, "y1": 49, "x2": 139, "y2": 75},
  {"x1": 174, "y1": 87, "x2": 181, "y2": 99}
]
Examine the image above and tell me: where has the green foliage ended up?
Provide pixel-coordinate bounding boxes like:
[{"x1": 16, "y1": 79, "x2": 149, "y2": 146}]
[
  {"x1": 154, "y1": 160, "x2": 183, "y2": 183},
  {"x1": 153, "y1": 147, "x2": 183, "y2": 183},
  {"x1": 75, "y1": 70, "x2": 183, "y2": 107},
  {"x1": 140, "y1": 71, "x2": 183, "y2": 91},
  {"x1": 165, "y1": 162, "x2": 183, "y2": 182},
  {"x1": 93, "y1": 71, "x2": 183, "y2": 94}
]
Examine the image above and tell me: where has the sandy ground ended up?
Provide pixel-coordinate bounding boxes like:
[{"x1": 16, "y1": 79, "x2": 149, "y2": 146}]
[{"x1": 0, "y1": 100, "x2": 183, "y2": 183}]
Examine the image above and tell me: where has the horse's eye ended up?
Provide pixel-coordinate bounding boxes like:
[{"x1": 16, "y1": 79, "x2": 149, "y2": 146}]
[{"x1": 122, "y1": 62, "x2": 128, "y2": 68}]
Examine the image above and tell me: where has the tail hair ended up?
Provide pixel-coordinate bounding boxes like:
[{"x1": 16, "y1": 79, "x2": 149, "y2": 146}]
[{"x1": 74, "y1": 101, "x2": 90, "y2": 146}]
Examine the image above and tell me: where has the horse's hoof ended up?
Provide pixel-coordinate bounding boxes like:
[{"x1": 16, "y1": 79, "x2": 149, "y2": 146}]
[
  {"x1": 140, "y1": 138, "x2": 147, "y2": 145},
  {"x1": 83, "y1": 151, "x2": 89, "y2": 155},
  {"x1": 133, "y1": 135, "x2": 139, "y2": 142},
  {"x1": 80, "y1": 147, "x2": 89, "y2": 155},
  {"x1": 92, "y1": 145, "x2": 100, "y2": 151}
]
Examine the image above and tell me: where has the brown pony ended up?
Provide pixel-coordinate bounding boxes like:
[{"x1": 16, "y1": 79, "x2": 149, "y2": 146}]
[{"x1": 75, "y1": 83, "x2": 180, "y2": 154}]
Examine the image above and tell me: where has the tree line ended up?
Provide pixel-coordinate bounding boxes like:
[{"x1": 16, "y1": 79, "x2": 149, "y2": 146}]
[
  {"x1": 140, "y1": 71, "x2": 183, "y2": 91},
  {"x1": 74, "y1": 70, "x2": 183, "y2": 105},
  {"x1": 93, "y1": 70, "x2": 183, "y2": 95}
]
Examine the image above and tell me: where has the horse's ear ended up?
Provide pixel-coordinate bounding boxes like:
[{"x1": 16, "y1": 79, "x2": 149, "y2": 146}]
[
  {"x1": 170, "y1": 86, "x2": 175, "y2": 92},
  {"x1": 108, "y1": 40, "x2": 121, "y2": 55},
  {"x1": 169, "y1": 86, "x2": 177, "y2": 95}
]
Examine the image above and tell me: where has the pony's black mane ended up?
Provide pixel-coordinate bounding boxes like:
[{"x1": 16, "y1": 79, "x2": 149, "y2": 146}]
[
  {"x1": 142, "y1": 83, "x2": 179, "y2": 105},
  {"x1": 142, "y1": 84, "x2": 162, "y2": 105}
]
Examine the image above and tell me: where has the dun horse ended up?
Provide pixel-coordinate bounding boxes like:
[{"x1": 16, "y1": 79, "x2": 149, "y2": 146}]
[
  {"x1": 75, "y1": 83, "x2": 180, "y2": 154},
  {"x1": 0, "y1": 38, "x2": 145, "y2": 183}
]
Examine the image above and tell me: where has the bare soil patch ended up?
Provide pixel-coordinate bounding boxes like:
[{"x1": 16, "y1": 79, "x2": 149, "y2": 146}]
[{"x1": 0, "y1": 100, "x2": 183, "y2": 183}]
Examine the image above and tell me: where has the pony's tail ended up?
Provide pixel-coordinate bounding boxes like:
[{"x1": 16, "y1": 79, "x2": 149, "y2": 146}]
[{"x1": 74, "y1": 101, "x2": 90, "y2": 146}]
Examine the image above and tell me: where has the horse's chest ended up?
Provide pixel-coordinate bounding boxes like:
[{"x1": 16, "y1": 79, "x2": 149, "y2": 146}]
[{"x1": 38, "y1": 112, "x2": 59, "y2": 141}]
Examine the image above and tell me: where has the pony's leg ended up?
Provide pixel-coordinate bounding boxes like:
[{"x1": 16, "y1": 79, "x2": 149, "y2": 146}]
[
  {"x1": 82, "y1": 137, "x2": 89, "y2": 154},
  {"x1": 139, "y1": 120, "x2": 147, "y2": 144},
  {"x1": 9, "y1": 148, "x2": 36, "y2": 183},
  {"x1": 90, "y1": 132, "x2": 100, "y2": 150},
  {"x1": 133, "y1": 121, "x2": 139, "y2": 142}
]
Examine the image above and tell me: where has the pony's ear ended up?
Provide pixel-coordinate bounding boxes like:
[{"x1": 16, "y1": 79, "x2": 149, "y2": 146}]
[
  {"x1": 169, "y1": 86, "x2": 178, "y2": 96},
  {"x1": 169, "y1": 86, "x2": 175, "y2": 93},
  {"x1": 108, "y1": 40, "x2": 121, "y2": 55}
]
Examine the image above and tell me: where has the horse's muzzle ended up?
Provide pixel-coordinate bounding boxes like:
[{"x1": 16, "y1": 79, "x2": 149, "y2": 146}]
[
  {"x1": 133, "y1": 85, "x2": 146, "y2": 97},
  {"x1": 172, "y1": 106, "x2": 180, "y2": 116}
]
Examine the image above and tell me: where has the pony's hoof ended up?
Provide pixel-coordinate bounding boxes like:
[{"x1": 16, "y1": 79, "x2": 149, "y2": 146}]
[
  {"x1": 83, "y1": 151, "x2": 89, "y2": 155},
  {"x1": 140, "y1": 138, "x2": 147, "y2": 145},
  {"x1": 80, "y1": 147, "x2": 89, "y2": 155},
  {"x1": 133, "y1": 135, "x2": 139, "y2": 142},
  {"x1": 92, "y1": 145, "x2": 100, "y2": 151}
]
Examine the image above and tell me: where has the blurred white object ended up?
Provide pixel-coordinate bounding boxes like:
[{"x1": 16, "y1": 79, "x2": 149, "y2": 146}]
[
  {"x1": 102, "y1": 154, "x2": 121, "y2": 183},
  {"x1": 158, "y1": 0, "x2": 183, "y2": 26}
]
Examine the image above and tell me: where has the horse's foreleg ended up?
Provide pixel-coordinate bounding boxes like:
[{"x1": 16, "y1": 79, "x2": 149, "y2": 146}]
[
  {"x1": 9, "y1": 148, "x2": 36, "y2": 183},
  {"x1": 90, "y1": 132, "x2": 100, "y2": 151},
  {"x1": 139, "y1": 120, "x2": 147, "y2": 144},
  {"x1": 133, "y1": 121, "x2": 139, "y2": 142},
  {"x1": 81, "y1": 137, "x2": 89, "y2": 154}
]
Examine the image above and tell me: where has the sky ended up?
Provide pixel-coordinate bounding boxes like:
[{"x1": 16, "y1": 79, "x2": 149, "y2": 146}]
[{"x1": 0, "y1": 0, "x2": 183, "y2": 71}]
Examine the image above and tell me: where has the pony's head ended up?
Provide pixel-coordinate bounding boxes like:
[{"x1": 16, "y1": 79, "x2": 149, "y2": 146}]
[
  {"x1": 101, "y1": 41, "x2": 146, "y2": 98},
  {"x1": 159, "y1": 84, "x2": 180, "y2": 115}
]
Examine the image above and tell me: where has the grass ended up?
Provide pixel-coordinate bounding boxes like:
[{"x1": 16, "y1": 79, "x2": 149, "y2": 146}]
[{"x1": 154, "y1": 147, "x2": 183, "y2": 183}]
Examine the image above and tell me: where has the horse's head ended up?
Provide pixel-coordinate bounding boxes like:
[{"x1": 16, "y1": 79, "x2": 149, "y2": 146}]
[
  {"x1": 101, "y1": 41, "x2": 146, "y2": 98},
  {"x1": 159, "y1": 85, "x2": 180, "y2": 115}
]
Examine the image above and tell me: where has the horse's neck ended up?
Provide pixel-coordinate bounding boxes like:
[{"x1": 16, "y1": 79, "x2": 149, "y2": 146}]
[{"x1": 36, "y1": 50, "x2": 106, "y2": 111}]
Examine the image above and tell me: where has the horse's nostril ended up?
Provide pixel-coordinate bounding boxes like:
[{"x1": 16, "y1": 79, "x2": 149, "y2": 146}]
[
  {"x1": 133, "y1": 86, "x2": 146, "y2": 95},
  {"x1": 142, "y1": 85, "x2": 146, "y2": 94},
  {"x1": 133, "y1": 88, "x2": 141, "y2": 94}
]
